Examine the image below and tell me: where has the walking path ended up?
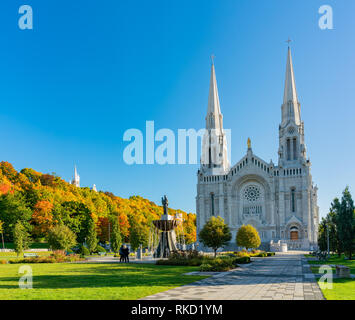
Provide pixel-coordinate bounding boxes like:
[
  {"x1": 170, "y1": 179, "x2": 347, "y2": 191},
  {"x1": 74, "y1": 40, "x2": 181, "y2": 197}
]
[{"x1": 142, "y1": 252, "x2": 325, "y2": 300}]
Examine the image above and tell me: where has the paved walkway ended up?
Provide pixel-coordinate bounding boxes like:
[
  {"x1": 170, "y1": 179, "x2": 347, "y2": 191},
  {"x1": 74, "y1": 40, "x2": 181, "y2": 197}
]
[{"x1": 142, "y1": 252, "x2": 325, "y2": 300}]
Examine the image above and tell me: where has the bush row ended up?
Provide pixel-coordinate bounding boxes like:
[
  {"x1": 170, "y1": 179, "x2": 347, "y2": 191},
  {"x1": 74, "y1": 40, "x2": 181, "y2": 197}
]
[
  {"x1": 156, "y1": 250, "x2": 274, "y2": 272},
  {"x1": 8, "y1": 250, "x2": 83, "y2": 264}
]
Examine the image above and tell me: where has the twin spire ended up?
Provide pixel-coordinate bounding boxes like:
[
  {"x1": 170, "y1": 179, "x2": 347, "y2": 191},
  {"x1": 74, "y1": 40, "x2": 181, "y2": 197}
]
[
  {"x1": 206, "y1": 46, "x2": 301, "y2": 132},
  {"x1": 283, "y1": 46, "x2": 298, "y2": 106},
  {"x1": 282, "y1": 46, "x2": 301, "y2": 125},
  {"x1": 206, "y1": 60, "x2": 223, "y2": 132}
]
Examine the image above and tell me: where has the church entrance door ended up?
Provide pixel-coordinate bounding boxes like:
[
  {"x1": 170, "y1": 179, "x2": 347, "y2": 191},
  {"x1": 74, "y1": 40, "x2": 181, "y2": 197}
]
[{"x1": 290, "y1": 231, "x2": 299, "y2": 241}]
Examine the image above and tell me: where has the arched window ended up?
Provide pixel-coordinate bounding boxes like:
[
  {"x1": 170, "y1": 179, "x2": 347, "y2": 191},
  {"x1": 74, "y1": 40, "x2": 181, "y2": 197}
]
[
  {"x1": 291, "y1": 188, "x2": 296, "y2": 213},
  {"x1": 287, "y1": 138, "x2": 291, "y2": 160},
  {"x1": 211, "y1": 193, "x2": 215, "y2": 216},
  {"x1": 293, "y1": 138, "x2": 297, "y2": 160}
]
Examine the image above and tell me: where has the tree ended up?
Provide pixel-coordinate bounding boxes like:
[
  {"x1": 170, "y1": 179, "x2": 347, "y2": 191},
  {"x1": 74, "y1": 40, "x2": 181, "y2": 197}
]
[
  {"x1": 337, "y1": 187, "x2": 355, "y2": 259},
  {"x1": 0, "y1": 220, "x2": 5, "y2": 249},
  {"x1": 318, "y1": 217, "x2": 328, "y2": 252},
  {"x1": 97, "y1": 216, "x2": 110, "y2": 243},
  {"x1": 236, "y1": 225, "x2": 261, "y2": 250},
  {"x1": 0, "y1": 161, "x2": 197, "y2": 248},
  {"x1": 328, "y1": 207, "x2": 341, "y2": 255},
  {"x1": 129, "y1": 221, "x2": 149, "y2": 252},
  {"x1": 13, "y1": 221, "x2": 31, "y2": 256},
  {"x1": 86, "y1": 217, "x2": 98, "y2": 254},
  {"x1": 31, "y1": 200, "x2": 54, "y2": 238},
  {"x1": 199, "y1": 216, "x2": 232, "y2": 257},
  {"x1": 47, "y1": 224, "x2": 77, "y2": 251},
  {"x1": 53, "y1": 201, "x2": 92, "y2": 243},
  {"x1": 0, "y1": 193, "x2": 32, "y2": 241},
  {"x1": 118, "y1": 212, "x2": 130, "y2": 242},
  {"x1": 110, "y1": 218, "x2": 122, "y2": 253}
]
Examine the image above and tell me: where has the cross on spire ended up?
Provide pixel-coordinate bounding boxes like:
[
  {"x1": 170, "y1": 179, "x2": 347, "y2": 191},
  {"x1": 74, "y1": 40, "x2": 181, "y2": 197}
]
[
  {"x1": 211, "y1": 54, "x2": 215, "y2": 65},
  {"x1": 286, "y1": 38, "x2": 292, "y2": 46}
]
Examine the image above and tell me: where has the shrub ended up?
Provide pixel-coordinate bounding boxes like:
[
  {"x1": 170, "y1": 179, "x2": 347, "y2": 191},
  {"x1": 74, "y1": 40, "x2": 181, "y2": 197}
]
[
  {"x1": 78, "y1": 245, "x2": 90, "y2": 256},
  {"x1": 199, "y1": 257, "x2": 236, "y2": 272},
  {"x1": 199, "y1": 217, "x2": 232, "y2": 257},
  {"x1": 234, "y1": 250, "x2": 250, "y2": 258},
  {"x1": 267, "y1": 252, "x2": 275, "y2": 256},
  {"x1": 234, "y1": 256, "x2": 251, "y2": 264},
  {"x1": 47, "y1": 224, "x2": 77, "y2": 251},
  {"x1": 156, "y1": 250, "x2": 206, "y2": 266},
  {"x1": 95, "y1": 245, "x2": 106, "y2": 253},
  {"x1": 236, "y1": 225, "x2": 261, "y2": 250},
  {"x1": 0, "y1": 260, "x2": 7, "y2": 264},
  {"x1": 257, "y1": 252, "x2": 268, "y2": 257},
  {"x1": 156, "y1": 259, "x2": 188, "y2": 266},
  {"x1": 8, "y1": 250, "x2": 82, "y2": 264},
  {"x1": 200, "y1": 263, "x2": 213, "y2": 271}
]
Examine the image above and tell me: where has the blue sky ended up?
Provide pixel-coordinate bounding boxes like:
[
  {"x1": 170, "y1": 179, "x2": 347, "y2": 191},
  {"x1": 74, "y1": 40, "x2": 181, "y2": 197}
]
[{"x1": 0, "y1": 0, "x2": 354, "y2": 218}]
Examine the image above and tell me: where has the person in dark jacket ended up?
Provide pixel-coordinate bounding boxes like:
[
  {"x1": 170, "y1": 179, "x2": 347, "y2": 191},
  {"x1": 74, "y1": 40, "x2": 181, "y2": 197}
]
[
  {"x1": 119, "y1": 245, "x2": 125, "y2": 262},
  {"x1": 123, "y1": 245, "x2": 129, "y2": 262}
]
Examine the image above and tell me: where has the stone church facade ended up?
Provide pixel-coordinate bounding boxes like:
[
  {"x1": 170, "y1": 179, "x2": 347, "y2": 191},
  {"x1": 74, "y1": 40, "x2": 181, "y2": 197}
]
[{"x1": 196, "y1": 47, "x2": 319, "y2": 251}]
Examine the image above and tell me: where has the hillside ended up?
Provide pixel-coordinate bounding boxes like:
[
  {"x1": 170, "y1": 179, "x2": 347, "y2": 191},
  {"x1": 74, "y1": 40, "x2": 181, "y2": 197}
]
[{"x1": 0, "y1": 161, "x2": 196, "y2": 246}]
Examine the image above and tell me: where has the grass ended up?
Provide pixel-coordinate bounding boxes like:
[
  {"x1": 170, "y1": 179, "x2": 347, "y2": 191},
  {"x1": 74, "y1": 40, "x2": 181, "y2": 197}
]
[
  {"x1": 307, "y1": 254, "x2": 355, "y2": 271},
  {"x1": 0, "y1": 263, "x2": 206, "y2": 300},
  {"x1": 320, "y1": 279, "x2": 355, "y2": 300},
  {"x1": 306, "y1": 254, "x2": 355, "y2": 300}
]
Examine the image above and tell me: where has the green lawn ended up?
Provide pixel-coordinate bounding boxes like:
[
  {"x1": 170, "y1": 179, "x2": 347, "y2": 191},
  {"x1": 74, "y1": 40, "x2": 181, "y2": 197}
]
[
  {"x1": 306, "y1": 254, "x2": 355, "y2": 300},
  {"x1": 320, "y1": 279, "x2": 355, "y2": 300},
  {"x1": 0, "y1": 263, "x2": 206, "y2": 300},
  {"x1": 307, "y1": 254, "x2": 355, "y2": 269}
]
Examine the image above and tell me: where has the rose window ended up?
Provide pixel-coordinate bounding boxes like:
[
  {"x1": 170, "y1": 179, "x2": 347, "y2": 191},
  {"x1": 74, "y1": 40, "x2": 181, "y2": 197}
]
[{"x1": 244, "y1": 185, "x2": 260, "y2": 202}]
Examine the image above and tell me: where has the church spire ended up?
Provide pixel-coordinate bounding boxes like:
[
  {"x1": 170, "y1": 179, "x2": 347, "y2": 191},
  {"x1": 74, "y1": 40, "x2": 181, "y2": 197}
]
[
  {"x1": 71, "y1": 165, "x2": 80, "y2": 187},
  {"x1": 282, "y1": 46, "x2": 301, "y2": 126},
  {"x1": 206, "y1": 58, "x2": 223, "y2": 131},
  {"x1": 201, "y1": 57, "x2": 229, "y2": 174}
]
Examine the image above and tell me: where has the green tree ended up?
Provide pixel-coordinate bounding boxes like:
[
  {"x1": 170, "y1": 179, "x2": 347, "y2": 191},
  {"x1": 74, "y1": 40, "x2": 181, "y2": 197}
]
[
  {"x1": 337, "y1": 187, "x2": 355, "y2": 259},
  {"x1": 110, "y1": 218, "x2": 122, "y2": 253},
  {"x1": 86, "y1": 217, "x2": 98, "y2": 254},
  {"x1": 53, "y1": 201, "x2": 91, "y2": 243},
  {"x1": 318, "y1": 217, "x2": 328, "y2": 252},
  {"x1": 129, "y1": 222, "x2": 149, "y2": 252},
  {"x1": 47, "y1": 224, "x2": 77, "y2": 251},
  {"x1": 199, "y1": 216, "x2": 232, "y2": 257},
  {"x1": 0, "y1": 220, "x2": 5, "y2": 249},
  {"x1": 13, "y1": 221, "x2": 31, "y2": 257},
  {"x1": 236, "y1": 225, "x2": 261, "y2": 250},
  {"x1": 0, "y1": 193, "x2": 32, "y2": 241}
]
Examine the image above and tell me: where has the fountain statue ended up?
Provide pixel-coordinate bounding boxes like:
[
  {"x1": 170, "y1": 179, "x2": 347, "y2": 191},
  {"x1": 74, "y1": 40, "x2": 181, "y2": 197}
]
[{"x1": 153, "y1": 195, "x2": 178, "y2": 258}]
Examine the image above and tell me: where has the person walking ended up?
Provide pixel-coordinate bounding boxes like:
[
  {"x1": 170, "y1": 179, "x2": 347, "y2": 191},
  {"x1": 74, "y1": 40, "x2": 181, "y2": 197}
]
[
  {"x1": 119, "y1": 244, "x2": 125, "y2": 262},
  {"x1": 123, "y1": 245, "x2": 130, "y2": 263}
]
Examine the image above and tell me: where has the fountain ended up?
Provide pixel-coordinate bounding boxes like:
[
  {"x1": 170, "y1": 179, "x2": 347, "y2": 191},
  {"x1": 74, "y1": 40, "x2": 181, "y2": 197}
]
[{"x1": 153, "y1": 195, "x2": 178, "y2": 258}]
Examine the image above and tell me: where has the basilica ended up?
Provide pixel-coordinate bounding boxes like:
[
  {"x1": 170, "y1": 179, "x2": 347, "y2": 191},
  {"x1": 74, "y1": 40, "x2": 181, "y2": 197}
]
[{"x1": 196, "y1": 47, "x2": 319, "y2": 251}]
